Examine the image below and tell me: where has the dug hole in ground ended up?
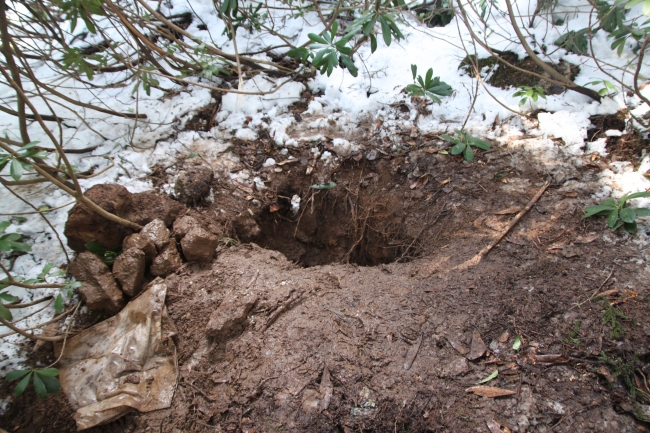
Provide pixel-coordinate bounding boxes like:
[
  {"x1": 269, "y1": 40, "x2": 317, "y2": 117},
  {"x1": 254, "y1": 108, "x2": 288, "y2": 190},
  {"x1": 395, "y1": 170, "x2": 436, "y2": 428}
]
[{"x1": 1, "y1": 121, "x2": 649, "y2": 432}]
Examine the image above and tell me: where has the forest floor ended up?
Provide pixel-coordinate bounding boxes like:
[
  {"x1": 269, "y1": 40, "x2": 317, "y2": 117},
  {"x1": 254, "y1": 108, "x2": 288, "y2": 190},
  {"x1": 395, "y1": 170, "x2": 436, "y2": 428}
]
[{"x1": 1, "y1": 108, "x2": 649, "y2": 433}]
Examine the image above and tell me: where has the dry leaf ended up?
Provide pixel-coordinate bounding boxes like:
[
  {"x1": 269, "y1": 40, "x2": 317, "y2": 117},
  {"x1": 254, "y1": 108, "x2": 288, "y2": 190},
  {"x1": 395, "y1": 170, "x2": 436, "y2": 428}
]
[
  {"x1": 531, "y1": 354, "x2": 570, "y2": 365},
  {"x1": 487, "y1": 419, "x2": 512, "y2": 433},
  {"x1": 495, "y1": 207, "x2": 521, "y2": 215},
  {"x1": 468, "y1": 329, "x2": 487, "y2": 361},
  {"x1": 441, "y1": 178, "x2": 451, "y2": 185},
  {"x1": 269, "y1": 203, "x2": 280, "y2": 212},
  {"x1": 574, "y1": 234, "x2": 599, "y2": 244},
  {"x1": 498, "y1": 330, "x2": 510, "y2": 343},
  {"x1": 465, "y1": 386, "x2": 516, "y2": 398},
  {"x1": 557, "y1": 191, "x2": 578, "y2": 198},
  {"x1": 410, "y1": 175, "x2": 429, "y2": 190}
]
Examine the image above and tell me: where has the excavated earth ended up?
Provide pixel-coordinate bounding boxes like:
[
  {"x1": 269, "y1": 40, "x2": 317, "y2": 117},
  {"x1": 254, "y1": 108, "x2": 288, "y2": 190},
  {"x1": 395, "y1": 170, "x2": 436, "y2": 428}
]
[{"x1": 1, "y1": 125, "x2": 650, "y2": 433}]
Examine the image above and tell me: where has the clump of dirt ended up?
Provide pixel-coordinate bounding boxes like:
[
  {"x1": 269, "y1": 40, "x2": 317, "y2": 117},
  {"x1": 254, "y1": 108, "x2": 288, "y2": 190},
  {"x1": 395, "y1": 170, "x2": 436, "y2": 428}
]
[
  {"x1": 587, "y1": 112, "x2": 650, "y2": 169},
  {"x1": 1, "y1": 140, "x2": 650, "y2": 433},
  {"x1": 459, "y1": 52, "x2": 579, "y2": 95},
  {"x1": 185, "y1": 94, "x2": 222, "y2": 131}
]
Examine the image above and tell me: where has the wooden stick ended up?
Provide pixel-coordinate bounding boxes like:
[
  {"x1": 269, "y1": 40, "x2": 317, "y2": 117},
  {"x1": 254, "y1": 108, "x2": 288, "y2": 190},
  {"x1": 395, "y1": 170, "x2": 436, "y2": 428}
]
[{"x1": 454, "y1": 181, "x2": 549, "y2": 271}]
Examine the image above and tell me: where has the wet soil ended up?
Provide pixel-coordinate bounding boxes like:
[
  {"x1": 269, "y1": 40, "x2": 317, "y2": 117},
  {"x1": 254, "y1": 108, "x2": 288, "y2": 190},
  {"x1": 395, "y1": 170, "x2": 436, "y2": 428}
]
[{"x1": 2, "y1": 139, "x2": 650, "y2": 433}]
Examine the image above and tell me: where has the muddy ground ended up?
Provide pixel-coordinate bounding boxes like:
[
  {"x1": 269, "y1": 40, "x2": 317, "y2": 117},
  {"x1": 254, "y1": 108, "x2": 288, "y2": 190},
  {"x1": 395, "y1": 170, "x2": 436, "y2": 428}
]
[{"x1": 1, "y1": 119, "x2": 650, "y2": 433}]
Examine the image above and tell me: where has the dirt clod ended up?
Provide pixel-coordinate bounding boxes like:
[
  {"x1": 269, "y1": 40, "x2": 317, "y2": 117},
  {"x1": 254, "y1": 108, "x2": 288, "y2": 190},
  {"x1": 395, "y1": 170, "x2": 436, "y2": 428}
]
[
  {"x1": 112, "y1": 247, "x2": 146, "y2": 297},
  {"x1": 68, "y1": 251, "x2": 125, "y2": 314},
  {"x1": 141, "y1": 219, "x2": 171, "y2": 251},
  {"x1": 122, "y1": 233, "x2": 157, "y2": 263},
  {"x1": 174, "y1": 165, "x2": 214, "y2": 205},
  {"x1": 150, "y1": 240, "x2": 183, "y2": 277},
  {"x1": 180, "y1": 227, "x2": 218, "y2": 262}
]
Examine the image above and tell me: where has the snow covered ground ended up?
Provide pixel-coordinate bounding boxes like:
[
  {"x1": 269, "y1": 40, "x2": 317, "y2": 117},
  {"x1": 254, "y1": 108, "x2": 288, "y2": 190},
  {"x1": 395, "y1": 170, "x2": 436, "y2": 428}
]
[{"x1": 0, "y1": 0, "x2": 649, "y2": 375}]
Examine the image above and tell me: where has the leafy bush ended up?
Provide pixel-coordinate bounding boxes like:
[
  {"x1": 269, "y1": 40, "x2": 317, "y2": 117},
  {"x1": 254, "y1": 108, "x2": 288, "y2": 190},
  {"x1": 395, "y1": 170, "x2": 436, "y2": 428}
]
[
  {"x1": 583, "y1": 192, "x2": 650, "y2": 233},
  {"x1": 6, "y1": 368, "x2": 61, "y2": 399},
  {"x1": 406, "y1": 65, "x2": 453, "y2": 103},
  {"x1": 440, "y1": 129, "x2": 490, "y2": 162},
  {"x1": 513, "y1": 86, "x2": 547, "y2": 107}
]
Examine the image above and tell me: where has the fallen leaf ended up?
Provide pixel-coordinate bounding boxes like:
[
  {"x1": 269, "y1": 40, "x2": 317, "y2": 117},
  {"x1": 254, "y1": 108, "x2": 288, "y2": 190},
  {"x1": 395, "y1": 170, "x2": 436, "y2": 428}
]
[
  {"x1": 557, "y1": 191, "x2": 578, "y2": 198},
  {"x1": 441, "y1": 178, "x2": 451, "y2": 185},
  {"x1": 410, "y1": 174, "x2": 429, "y2": 190},
  {"x1": 495, "y1": 207, "x2": 521, "y2": 215},
  {"x1": 532, "y1": 354, "x2": 570, "y2": 365},
  {"x1": 560, "y1": 245, "x2": 581, "y2": 258},
  {"x1": 465, "y1": 386, "x2": 516, "y2": 398},
  {"x1": 269, "y1": 203, "x2": 280, "y2": 212},
  {"x1": 319, "y1": 364, "x2": 332, "y2": 411},
  {"x1": 468, "y1": 329, "x2": 487, "y2": 360},
  {"x1": 487, "y1": 419, "x2": 512, "y2": 433},
  {"x1": 499, "y1": 362, "x2": 519, "y2": 375},
  {"x1": 574, "y1": 234, "x2": 599, "y2": 244},
  {"x1": 512, "y1": 336, "x2": 522, "y2": 351},
  {"x1": 476, "y1": 369, "x2": 498, "y2": 384},
  {"x1": 498, "y1": 330, "x2": 510, "y2": 343},
  {"x1": 594, "y1": 289, "x2": 619, "y2": 298}
]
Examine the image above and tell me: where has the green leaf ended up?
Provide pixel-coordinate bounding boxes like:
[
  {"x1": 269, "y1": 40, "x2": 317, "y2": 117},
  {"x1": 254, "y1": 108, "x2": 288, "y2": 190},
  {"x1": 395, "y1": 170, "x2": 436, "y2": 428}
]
[
  {"x1": 621, "y1": 191, "x2": 650, "y2": 204},
  {"x1": 0, "y1": 292, "x2": 18, "y2": 302},
  {"x1": 624, "y1": 221, "x2": 638, "y2": 233},
  {"x1": 476, "y1": 369, "x2": 498, "y2": 384},
  {"x1": 464, "y1": 144, "x2": 475, "y2": 162},
  {"x1": 17, "y1": 141, "x2": 40, "y2": 152},
  {"x1": 0, "y1": 304, "x2": 13, "y2": 321},
  {"x1": 54, "y1": 293, "x2": 64, "y2": 313},
  {"x1": 32, "y1": 373, "x2": 47, "y2": 399},
  {"x1": 6, "y1": 369, "x2": 31, "y2": 381},
  {"x1": 512, "y1": 335, "x2": 522, "y2": 351},
  {"x1": 308, "y1": 33, "x2": 328, "y2": 45},
  {"x1": 35, "y1": 368, "x2": 59, "y2": 377},
  {"x1": 10, "y1": 159, "x2": 23, "y2": 181},
  {"x1": 583, "y1": 204, "x2": 617, "y2": 218},
  {"x1": 37, "y1": 375, "x2": 60, "y2": 394},
  {"x1": 411, "y1": 64, "x2": 417, "y2": 80},
  {"x1": 0, "y1": 221, "x2": 9, "y2": 233},
  {"x1": 601, "y1": 198, "x2": 618, "y2": 207},
  {"x1": 470, "y1": 137, "x2": 490, "y2": 150},
  {"x1": 14, "y1": 372, "x2": 32, "y2": 396},
  {"x1": 311, "y1": 182, "x2": 336, "y2": 190},
  {"x1": 625, "y1": 0, "x2": 644, "y2": 9},
  {"x1": 619, "y1": 207, "x2": 636, "y2": 223},
  {"x1": 607, "y1": 209, "x2": 619, "y2": 228},
  {"x1": 450, "y1": 142, "x2": 465, "y2": 155},
  {"x1": 331, "y1": 20, "x2": 339, "y2": 38},
  {"x1": 370, "y1": 34, "x2": 377, "y2": 53},
  {"x1": 84, "y1": 241, "x2": 106, "y2": 255},
  {"x1": 380, "y1": 16, "x2": 392, "y2": 46},
  {"x1": 440, "y1": 134, "x2": 456, "y2": 143},
  {"x1": 634, "y1": 208, "x2": 650, "y2": 216},
  {"x1": 425, "y1": 68, "x2": 433, "y2": 86},
  {"x1": 340, "y1": 55, "x2": 358, "y2": 77}
]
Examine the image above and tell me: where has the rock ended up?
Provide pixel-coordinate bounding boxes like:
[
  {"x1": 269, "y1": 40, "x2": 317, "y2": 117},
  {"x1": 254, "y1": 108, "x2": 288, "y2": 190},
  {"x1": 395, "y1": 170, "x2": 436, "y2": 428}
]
[
  {"x1": 150, "y1": 241, "x2": 183, "y2": 277},
  {"x1": 64, "y1": 185, "x2": 186, "y2": 253},
  {"x1": 206, "y1": 292, "x2": 257, "y2": 341},
  {"x1": 112, "y1": 248, "x2": 146, "y2": 297},
  {"x1": 468, "y1": 329, "x2": 487, "y2": 361},
  {"x1": 127, "y1": 191, "x2": 185, "y2": 227},
  {"x1": 233, "y1": 215, "x2": 261, "y2": 242},
  {"x1": 122, "y1": 233, "x2": 156, "y2": 263},
  {"x1": 441, "y1": 358, "x2": 469, "y2": 377},
  {"x1": 68, "y1": 252, "x2": 125, "y2": 314},
  {"x1": 181, "y1": 227, "x2": 218, "y2": 262},
  {"x1": 174, "y1": 166, "x2": 214, "y2": 205},
  {"x1": 172, "y1": 216, "x2": 201, "y2": 241},
  {"x1": 141, "y1": 219, "x2": 171, "y2": 251},
  {"x1": 64, "y1": 184, "x2": 135, "y2": 252}
]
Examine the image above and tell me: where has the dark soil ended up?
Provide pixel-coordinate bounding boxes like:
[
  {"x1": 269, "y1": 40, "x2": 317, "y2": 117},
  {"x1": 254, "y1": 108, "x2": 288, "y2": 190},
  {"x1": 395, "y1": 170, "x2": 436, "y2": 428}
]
[
  {"x1": 459, "y1": 52, "x2": 580, "y2": 95},
  {"x1": 2, "y1": 139, "x2": 650, "y2": 433}
]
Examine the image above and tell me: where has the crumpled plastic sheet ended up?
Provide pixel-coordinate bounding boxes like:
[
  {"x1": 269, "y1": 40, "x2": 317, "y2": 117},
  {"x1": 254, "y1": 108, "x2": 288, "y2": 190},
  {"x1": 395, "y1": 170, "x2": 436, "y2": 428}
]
[{"x1": 59, "y1": 278, "x2": 177, "y2": 430}]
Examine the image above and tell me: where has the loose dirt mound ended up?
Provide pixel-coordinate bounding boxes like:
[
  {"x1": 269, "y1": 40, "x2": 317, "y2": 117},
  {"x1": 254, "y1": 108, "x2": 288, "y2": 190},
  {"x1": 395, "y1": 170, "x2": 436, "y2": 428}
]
[{"x1": 1, "y1": 144, "x2": 649, "y2": 433}]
